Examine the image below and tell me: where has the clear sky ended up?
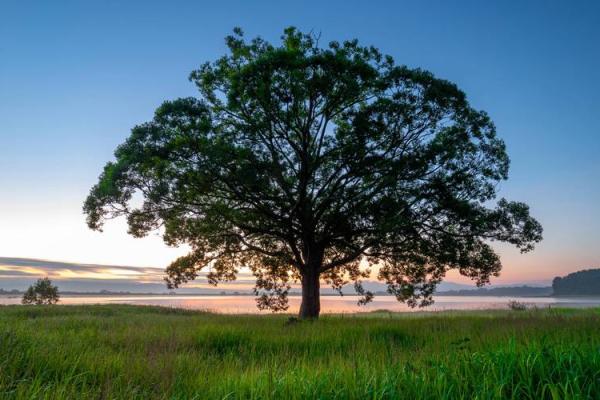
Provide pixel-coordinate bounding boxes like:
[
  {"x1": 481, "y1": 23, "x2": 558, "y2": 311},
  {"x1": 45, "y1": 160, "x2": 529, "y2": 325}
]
[{"x1": 0, "y1": 0, "x2": 598, "y2": 288}]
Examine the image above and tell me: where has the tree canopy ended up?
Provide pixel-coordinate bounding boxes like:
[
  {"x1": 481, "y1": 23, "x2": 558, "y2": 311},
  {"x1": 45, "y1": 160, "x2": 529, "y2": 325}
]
[{"x1": 84, "y1": 27, "x2": 542, "y2": 319}]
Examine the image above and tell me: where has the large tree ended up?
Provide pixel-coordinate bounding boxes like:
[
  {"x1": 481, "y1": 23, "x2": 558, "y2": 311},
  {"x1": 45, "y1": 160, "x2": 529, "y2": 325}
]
[{"x1": 84, "y1": 28, "x2": 542, "y2": 319}]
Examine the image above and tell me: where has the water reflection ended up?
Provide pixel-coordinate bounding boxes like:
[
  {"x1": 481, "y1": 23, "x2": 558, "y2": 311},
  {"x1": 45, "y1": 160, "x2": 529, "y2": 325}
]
[{"x1": 2, "y1": 295, "x2": 600, "y2": 313}]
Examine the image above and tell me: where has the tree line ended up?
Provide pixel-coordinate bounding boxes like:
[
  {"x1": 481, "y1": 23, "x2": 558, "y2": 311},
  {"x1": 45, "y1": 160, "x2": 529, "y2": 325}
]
[{"x1": 553, "y1": 269, "x2": 600, "y2": 296}]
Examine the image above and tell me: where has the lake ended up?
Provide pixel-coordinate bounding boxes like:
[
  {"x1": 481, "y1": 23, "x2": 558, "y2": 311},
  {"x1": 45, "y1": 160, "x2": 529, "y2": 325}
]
[{"x1": 2, "y1": 294, "x2": 600, "y2": 313}]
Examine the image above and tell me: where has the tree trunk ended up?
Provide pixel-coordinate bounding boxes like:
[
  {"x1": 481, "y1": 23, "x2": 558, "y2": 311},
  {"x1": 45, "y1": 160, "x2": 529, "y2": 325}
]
[{"x1": 299, "y1": 269, "x2": 320, "y2": 319}]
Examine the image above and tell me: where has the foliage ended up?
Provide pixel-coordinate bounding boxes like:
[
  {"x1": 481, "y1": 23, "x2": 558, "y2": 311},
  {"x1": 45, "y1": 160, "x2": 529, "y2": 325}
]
[
  {"x1": 552, "y1": 268, "x2": 600, "y2": 296},
  {"x1": 84, "y1": 27, "x2": 542, "y2": 318},
  {"x1": 0, "y1": 305, "x2": 599, "y2": 399},
  {"x1": 21, "y1": 278, "x2": 60, "y2": 305},
  {"x1": 507, "y1": 300, "x2": 527, "y2": 311}
]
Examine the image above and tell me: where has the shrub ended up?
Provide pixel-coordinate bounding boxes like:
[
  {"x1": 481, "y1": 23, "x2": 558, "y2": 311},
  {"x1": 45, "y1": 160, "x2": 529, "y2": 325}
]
[{"x1": 507, "y1": 300, "x2": 527, "y2": 311}]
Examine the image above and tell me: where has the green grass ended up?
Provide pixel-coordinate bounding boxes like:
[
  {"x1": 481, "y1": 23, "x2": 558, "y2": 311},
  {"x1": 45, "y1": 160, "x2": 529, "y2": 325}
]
[{"x1": 0, "y1": 305, "x2": 599, "y2": 399}]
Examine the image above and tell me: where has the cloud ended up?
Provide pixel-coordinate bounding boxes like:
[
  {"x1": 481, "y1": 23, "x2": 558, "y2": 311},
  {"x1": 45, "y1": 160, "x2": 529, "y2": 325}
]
[
  {"x1": 0, "y1": 257, "x2": 488, "y2": 294},
  {"x1": 0, "y1": 257, "x2": 256, "y2": 292}
]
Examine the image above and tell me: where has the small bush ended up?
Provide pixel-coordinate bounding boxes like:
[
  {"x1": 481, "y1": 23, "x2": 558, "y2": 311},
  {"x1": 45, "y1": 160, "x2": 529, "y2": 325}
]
[
  {"x1": 508, "y1": 300, "x2": 527, "y2": 311},
  {"x1": 22, "y1": 278, "x2": 60, "y2": 305}
]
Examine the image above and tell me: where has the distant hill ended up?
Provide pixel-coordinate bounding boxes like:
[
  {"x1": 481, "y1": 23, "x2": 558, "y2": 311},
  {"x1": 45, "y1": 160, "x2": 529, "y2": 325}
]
[
  {"x1": 553, "y1": 269, "x2": 600, "y2": 296},
  {"x1": 341, "y1": 281, "x2": 552, "y2": 296},
  {"x1": 435, "y1": 286, "x2": 552, "y2": 297},
  {"x1": 353, "y1": 280, "x2": 475, "y2": 294}
]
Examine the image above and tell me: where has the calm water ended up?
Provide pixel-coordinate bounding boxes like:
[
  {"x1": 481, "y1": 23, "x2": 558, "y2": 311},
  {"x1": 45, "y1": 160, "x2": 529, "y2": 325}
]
[{"x1": 2, "y1": 294, "x2": 600, "y2": 313}]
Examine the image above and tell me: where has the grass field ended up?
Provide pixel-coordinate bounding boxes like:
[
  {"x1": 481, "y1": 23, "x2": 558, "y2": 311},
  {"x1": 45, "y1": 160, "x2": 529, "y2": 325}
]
[{"x1": 0, "y1": 305, "x2": 599, "y2": 399}]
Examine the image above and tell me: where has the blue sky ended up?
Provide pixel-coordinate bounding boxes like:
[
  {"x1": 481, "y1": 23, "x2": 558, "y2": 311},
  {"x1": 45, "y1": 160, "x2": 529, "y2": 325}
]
[{"x1": 0, "y1": 1, "x2": 598, "y2": 287}]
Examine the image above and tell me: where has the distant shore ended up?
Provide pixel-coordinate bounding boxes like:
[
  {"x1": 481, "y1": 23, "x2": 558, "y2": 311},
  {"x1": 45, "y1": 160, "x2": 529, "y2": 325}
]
[{"x1": 0, "y1": 284, "x2": 556, "y2": 297}]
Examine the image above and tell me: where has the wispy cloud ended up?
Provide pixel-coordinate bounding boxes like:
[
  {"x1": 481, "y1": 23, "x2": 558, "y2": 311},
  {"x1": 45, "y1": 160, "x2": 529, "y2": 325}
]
[
  {"x1": 0, "y1": 257, "x2": 495, "y2": 293},
  {"x1": 0, "y1": 257, "x2": 256, "y2": 292}
]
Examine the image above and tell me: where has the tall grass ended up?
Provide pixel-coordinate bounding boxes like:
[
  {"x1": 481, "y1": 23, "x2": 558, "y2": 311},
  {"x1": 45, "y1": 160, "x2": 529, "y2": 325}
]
[{"x1": 0, "y1": 305, "x2": 598, "y2": 399}]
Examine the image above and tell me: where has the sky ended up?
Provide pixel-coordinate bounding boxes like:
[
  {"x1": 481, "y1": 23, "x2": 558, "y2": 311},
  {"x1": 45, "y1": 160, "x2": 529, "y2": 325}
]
[{"x1": 0, "y1": 0, "x2": 599, "y2": 291}]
